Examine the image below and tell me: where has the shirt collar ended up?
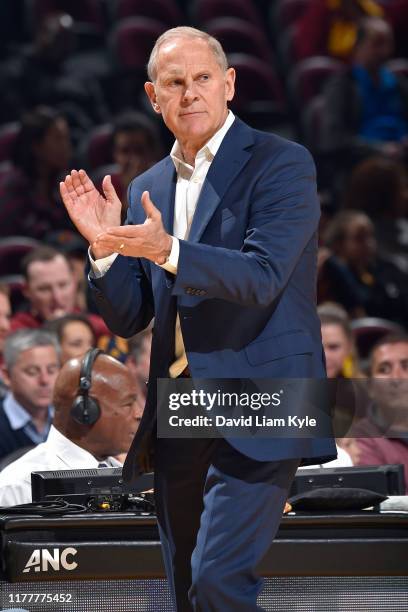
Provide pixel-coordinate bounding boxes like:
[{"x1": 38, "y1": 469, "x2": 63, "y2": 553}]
[
  {"x1": 170, "y1": 110, "x2": 235, "y2": 172},
  {"x1": 48, "y1": 425, "x2": 123, "y2": 469},
  {"x1": 3, "y1": 392, "x2": 53, "y2": 431}
]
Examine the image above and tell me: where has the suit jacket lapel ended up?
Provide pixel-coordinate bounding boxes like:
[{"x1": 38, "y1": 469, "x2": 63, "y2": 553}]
[
  {"x1": 188, "y1": 118, "x2": 255, "y2": 243},
  {"x1": 150, "y1": 156, "x2": 177, "y2": 235}
]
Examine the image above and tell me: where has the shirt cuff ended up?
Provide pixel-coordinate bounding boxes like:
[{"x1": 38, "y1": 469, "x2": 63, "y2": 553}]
[
  {"x1": 158, "y1": 236, "x2": 179, "y2": 275},
  {"x1": 88, "y1": 247, "x2": 119, "y2": 278}
]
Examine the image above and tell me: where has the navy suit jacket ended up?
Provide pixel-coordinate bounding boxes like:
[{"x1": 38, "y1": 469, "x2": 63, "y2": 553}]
[{"x1": 90, "y1": 117, "x2": 337, "y2": 480}]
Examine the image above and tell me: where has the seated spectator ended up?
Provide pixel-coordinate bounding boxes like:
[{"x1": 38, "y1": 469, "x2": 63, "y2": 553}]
[
  {"x1": 319, "y1": 210, "x2": 408, "y2": 326},
  {"x1": 0, "y1": 284, "x2": 12, "y2": 398},
  {"x1": 11, "y1": 245, "x2": 109, "y2": 340},
  {"x1": 295, "y1": 0, "x2": 383, "y2": 62},
  {"x1": 344, "y1": 156, "x2": 408, "y2": 273},
  {"x1": 0, "y1": 283, "x2": 11, "y2": 366},
  {"x1": 0, "y1": 350, "x2": 143, "y2": 506},
  {"x1": 96, "y1": 112, "x2": 163, "y2": 223},
  {"x1": 321, "y1": 17, "x2": 408, "y2": 164},
  {"x1": 0, "y1": 106, "x2": 72, "y2": 239},
  {"x1": 351, "y1": 333, "x2": 408, "y2": 492},
  {"x1": 45, "y1": 230, "x2": 89, "y2": 311},
  {"x1": 0, "y1": 329, "x2": 60, "y2": 462},
  {"x1": 44, "y1": 314, "x2": 96, "y2": 364},
  {"x1": 319, "y1": 302, "x2": 362, "y2": 378},
  {"x1": 319, "y1": 303, "x2": 367, "y2": 453},
  {"x1": 125, "y1": 329, "x2": 152, "y2": 399}
]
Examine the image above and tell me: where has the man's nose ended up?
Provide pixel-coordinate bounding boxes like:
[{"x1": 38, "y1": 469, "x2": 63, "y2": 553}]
[
  {"x1": 51, "y1": 287, "x2": 65, "y2": 306},
  {"x1": 131, "y1": 400, "x2": 142, "y2": 419},
  {"x1": 182, "y1": 81, "x2": 199, "y2": 103},
  {"x1": 390, "y1": 364, "x2": 407, "y2": 380},
  {"x1": 38, "y1": 369, "x2": 52, "y2": 386}
]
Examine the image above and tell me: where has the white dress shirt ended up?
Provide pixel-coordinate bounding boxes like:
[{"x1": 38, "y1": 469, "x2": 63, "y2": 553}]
[
  {"x1": 89, "y1": 110, "x2": 236, "y2": 277},
  {"x1": 0, "y1": 425, "x2": 122, "y2": 506}
]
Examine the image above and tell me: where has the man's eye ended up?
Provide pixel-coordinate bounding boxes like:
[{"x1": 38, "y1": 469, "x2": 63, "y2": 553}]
[
  {"x1": 199, "y1": 74, "x2": 209, "y2": 81},
  {"x1": 24, "y1": 368, "x2": 38, "y2": 376}
]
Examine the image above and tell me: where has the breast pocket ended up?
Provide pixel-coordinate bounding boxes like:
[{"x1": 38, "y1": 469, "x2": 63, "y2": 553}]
[{"x1": 245, "y1": 329, "x2": 314, "y2": 366}]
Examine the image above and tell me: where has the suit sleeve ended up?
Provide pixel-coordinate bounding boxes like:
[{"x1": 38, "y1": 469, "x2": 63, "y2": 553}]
[
  {"x1": 172, "y1": 144, "x2": 320, "y2": 307},
  {"x1": 88, "y1": 180, "x2": 155, "y2": 338}
]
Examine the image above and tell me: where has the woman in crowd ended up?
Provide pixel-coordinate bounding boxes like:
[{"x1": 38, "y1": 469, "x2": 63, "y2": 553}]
[
  {"x1": 44, "y1": 313, "x2": 96, "y2": 364},
  {"x1": 0, "y1": 105, "x2": 72, "y2": 239},
  {"x1": 318, "y1": 209, "x2": 408, "y2": 327}
]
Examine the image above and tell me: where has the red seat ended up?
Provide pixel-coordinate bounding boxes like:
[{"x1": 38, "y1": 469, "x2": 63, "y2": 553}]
[
  {"x1": 351, "y1": 317, "x2": 404, "y2": 361},
  {"x1": 289, "y1": 56, "x2": 345, "y2": 106},
  {"x1": 272, "y1": 0, "x2": 310, "y2": 30},
  {"x1": 228, "y1": 53, "x2": 284, "y2": 110},
  {"x1": 193, "y1": 0, "x2": 262, "y2": 29},
  {"x1": 0, "y1": 237, "x2": 41, "y2": 276},
  {"x1": 115, "y1": 0, "x2": 184, "y2": 27},
  {"x1": 110, "y1": 17, "x2": 167, "y2": 70},
  {"x1": 79, "y1": 124, "x2": 114, "y2": 171},
  {"x1": 302, "y1": 95, "x2": 327, "y2": 153},
  {"x1": 205, "y1": 18, "x2": 274, "y2": 63},
  {"x1": 0, "y1": 123, "x2": 20, "y2": 164},
  {"x1": 227, "y1": 54, "x2": 285, "y2": 120},
  {"x1": 0, "y1": 274, "x2": 27, "y2": 312}
]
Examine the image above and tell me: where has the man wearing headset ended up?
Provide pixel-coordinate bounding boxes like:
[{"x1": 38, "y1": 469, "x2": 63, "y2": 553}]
[{"x1": 0, "y1": 349, "x2": 143, "y2": 506}]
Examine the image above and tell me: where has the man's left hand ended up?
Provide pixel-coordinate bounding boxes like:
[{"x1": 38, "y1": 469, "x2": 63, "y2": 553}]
[{"x1": 93, "y1": 190, "x2": 173, "y2": 264}]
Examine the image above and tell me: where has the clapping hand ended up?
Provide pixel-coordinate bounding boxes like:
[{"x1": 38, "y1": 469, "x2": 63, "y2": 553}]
[
  {"x1": 93, "y1": 190, "x2": 173, "y2": 264},
  {"x1": 60, "y1": 169, "x2": 122, "y2": 258}
]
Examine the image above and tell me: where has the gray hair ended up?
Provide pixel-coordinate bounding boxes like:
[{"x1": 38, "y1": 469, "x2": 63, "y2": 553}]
[
  {"x1": 3, "y1": 329, "x2": 60, "y2": 370},
  {"x1": 147, "y1": 26, "x2": 228, "y2": 82}
]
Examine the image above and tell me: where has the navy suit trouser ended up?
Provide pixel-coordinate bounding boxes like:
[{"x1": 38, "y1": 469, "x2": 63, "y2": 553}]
[{"x1": 154, "y1": 436, "x2": 300, "y2": 611}]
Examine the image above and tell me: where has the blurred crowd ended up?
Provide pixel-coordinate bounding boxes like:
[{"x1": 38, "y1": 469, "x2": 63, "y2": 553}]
[{"x1": 0, "y1": 0, "x2": 407, "y2": 503}]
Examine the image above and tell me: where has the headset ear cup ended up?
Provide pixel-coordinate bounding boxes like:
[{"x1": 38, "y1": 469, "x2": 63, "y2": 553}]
[
  {"x1": 71, "y1": 396, "x2": 86, "y2": 425},
  {"x1": 83, "y1": 397, "x2": 101, "y2": 425},
  {"x1": 70, "y1": 348, "x2": 104, "y2": 425},
  {"x1": 71, "y1": 395, "x2": 101, "y2": 425}
]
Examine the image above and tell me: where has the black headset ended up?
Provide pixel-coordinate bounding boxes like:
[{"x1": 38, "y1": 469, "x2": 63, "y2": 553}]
[{"x1": 71, "y1": 348, "x2": 104, "y2": 425}]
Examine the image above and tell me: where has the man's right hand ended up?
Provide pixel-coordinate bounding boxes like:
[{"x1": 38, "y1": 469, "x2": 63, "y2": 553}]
[{"x1": 60, "y1": 169, "x2": 122, "y2": 258}]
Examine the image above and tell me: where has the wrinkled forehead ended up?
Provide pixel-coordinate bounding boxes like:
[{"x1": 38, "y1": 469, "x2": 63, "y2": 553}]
[
  {"x1": 27, "y1": 255, "x2": 72, "y2": 281},
  {"x1": 373, "y1": 343, "x2": 408, "y2": 366},
  {"x1": 156, "y1": 37, "x2": 219, "y2": 74},
  {"x1": 15, "y1": 345, "x2": 58, "y2": 366}
]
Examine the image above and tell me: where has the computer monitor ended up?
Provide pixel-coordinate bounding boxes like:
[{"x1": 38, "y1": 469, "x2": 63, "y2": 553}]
[{"x1": 31, "y1": 467, "x2": 154, "y2": 512}]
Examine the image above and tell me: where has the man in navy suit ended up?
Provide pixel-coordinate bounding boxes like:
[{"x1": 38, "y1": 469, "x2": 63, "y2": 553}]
[{"x1": 61, "y1": 26, "x2": 336, "y2": 612}]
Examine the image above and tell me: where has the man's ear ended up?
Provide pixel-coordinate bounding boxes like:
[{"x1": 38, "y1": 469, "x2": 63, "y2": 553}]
[
  {"x1": 144, "y1": 82, "x2": 161, "y2": 114},
  {"x1": 225, "y1": 67, "x2": 236, "y2": 103},
  {"x1": 2, "y1": 366, "x2": 10, "y2": 387}
]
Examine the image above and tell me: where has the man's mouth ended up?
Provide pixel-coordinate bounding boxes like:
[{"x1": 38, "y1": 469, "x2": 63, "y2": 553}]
[{"x1": 180, "y1": 111, "x2": 205, "y2": 117}]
